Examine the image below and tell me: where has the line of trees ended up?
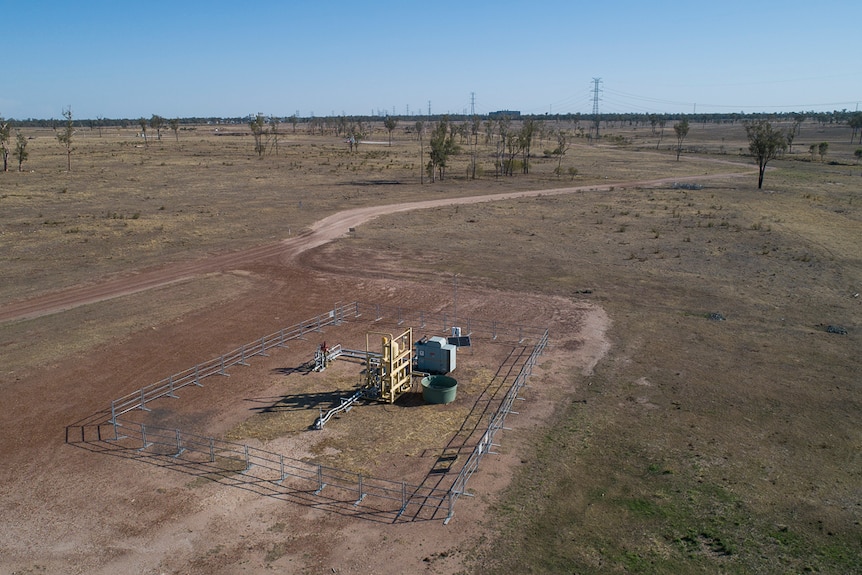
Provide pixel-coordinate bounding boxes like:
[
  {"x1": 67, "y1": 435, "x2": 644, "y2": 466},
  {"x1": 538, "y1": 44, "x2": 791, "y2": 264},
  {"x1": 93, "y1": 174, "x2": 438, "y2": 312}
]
[
  {"x1": 5, "y1": 109, "x2": 862, "y2": 135},
  {"x1": 1, "y1": 106, "x2": 853, "y2": 191}
]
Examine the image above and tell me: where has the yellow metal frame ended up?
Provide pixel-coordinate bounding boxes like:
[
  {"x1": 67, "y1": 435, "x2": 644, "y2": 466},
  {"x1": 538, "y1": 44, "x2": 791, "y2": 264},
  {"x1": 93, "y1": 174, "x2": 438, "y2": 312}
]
[{"x1": 366, "y1": 328, "x2": 413, "y2": 403}]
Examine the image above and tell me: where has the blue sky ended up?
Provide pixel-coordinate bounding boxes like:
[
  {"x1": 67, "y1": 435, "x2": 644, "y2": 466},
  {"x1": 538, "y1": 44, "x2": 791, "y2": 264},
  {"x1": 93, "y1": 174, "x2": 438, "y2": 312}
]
[{"x1": 4, "y1": 0, "x2": 860, "y2": 120}]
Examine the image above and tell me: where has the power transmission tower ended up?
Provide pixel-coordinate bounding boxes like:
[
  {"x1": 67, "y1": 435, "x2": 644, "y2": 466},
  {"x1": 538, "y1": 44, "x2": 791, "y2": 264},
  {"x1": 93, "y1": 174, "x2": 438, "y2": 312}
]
[
  {"x1": 428, "y1": 101, "x2": 431, "y2": 116},
  {"x1": 470, "y1": 92, "x2": 475, "y2": 116},
  {"x1": 591, "y1": 77, "x2": 602, "y2": 139}
]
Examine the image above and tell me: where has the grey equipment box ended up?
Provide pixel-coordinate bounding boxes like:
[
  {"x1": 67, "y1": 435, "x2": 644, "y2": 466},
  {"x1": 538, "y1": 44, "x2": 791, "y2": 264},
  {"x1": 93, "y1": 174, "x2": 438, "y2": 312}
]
[{"x1": 415, "y1": 336, "x2": 456, "y2": 374}]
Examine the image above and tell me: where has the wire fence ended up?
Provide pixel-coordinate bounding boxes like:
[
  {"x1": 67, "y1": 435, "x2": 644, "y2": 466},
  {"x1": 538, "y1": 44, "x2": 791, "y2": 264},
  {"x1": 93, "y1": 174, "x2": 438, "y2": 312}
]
[{"x1": 80, "y1": 301, "x2": 549, "y2": 523}]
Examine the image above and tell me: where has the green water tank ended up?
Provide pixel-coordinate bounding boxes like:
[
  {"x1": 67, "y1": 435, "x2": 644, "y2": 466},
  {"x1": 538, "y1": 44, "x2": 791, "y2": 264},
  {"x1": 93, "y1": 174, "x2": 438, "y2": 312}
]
[{"x1": 421, "y1": 375, "x2": 458, "y2": 404}]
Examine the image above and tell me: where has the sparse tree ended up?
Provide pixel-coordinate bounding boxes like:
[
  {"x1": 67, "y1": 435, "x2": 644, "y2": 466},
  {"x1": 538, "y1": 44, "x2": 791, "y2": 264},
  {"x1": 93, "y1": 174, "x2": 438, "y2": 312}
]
[
  {"x1": 854, "y1": 148, "x2": 862, "y2": 165},
  {"x1": 427, "y1": 116, "x2": 458, "y2": 181},
  {"x1": 415, "y1": 120, "x2": 424, "y2": 184},
  {"x1": 0, "y1": 118, "x2": 10, "y2": 172},
  {"x1": 14, "y1": 130, "x2": 28, "y2": 171},
  {"x1": 495, "y1": 116, "x2": 511, "y2": 177},
  {"x1": 785, "y1": 127, "x2": 796, "y2": 154},
  {"x1": 269, "y1": 115, "x2": 280, "y2": 156},
  {"x1": 57, "y1": 106, "x2": 75, "y2": 171},
  {"x1": 289, "y1": 114, "x2": 298, "y2": 134},
  {"x1": 818, "y1": 141, "x2": 829, "y2": 162},
  {"x1": 519, "y1": 119, "x2": 536, "y2": 174},
  {"x1": 150, "y1": 114, "x2": 164, "y2": 141},
  {"x1": 655, "y1": 118, "x2": 667, "y2": 150},
  {"x1": 787, "y1": 113, "x2": 804, "y2": 153},
  {"x1": 673, "y1": 117, "x2": 689, "y2": 161},
  {"x1": 744, "y1": 119, "x2": 787, "y2": 189},
  {"x1": 848, "y1": 112, "x2": 862, "y2": 144},
  {"x1": 138, "y1": 117, "x2": 148, "y2": 147},
  {"x1": 346, "y1": 120, "x2": 365, "y2": 152},
  {"x1": 483, "y1": 119, "x2": 494, "y2": 144},
  {"x1": 169, "y1": 118, "x2": 180, "y2": 142},
  {"x1": 504, "y1": 125, "x2": 520, "y2": 176},
  {"x1": 383, "y1": 116, "x2": 398, "y2": 147},
  {"x1": 249, "y1": 113, "x2": 265, "y2": 157},
  {"x1": 553, "y1": 130, "x2": 570, "y2": 176}
]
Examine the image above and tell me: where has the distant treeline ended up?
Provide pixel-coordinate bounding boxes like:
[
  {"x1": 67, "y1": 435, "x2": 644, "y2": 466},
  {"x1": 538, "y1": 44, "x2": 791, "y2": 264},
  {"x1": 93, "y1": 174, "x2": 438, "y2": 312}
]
[{"x1": 4, "y1": 110, "x2": 860, "y2": 129}]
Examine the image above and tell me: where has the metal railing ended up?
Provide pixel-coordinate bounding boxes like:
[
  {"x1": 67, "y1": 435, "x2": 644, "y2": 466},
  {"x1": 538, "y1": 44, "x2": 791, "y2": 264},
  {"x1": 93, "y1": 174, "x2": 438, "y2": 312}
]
[
  {"x1": 108, "y1": 420, "x2": 451, "y2": 519},
  {"x1": 94, "y1": 301, "x2": 549, "y2": 523},
  {"x1": 110, "y1": 303, "x2": 354, "y2": 424},
  {"x1": 446, "y1": 328, "x2": 549, "y2": 522}
]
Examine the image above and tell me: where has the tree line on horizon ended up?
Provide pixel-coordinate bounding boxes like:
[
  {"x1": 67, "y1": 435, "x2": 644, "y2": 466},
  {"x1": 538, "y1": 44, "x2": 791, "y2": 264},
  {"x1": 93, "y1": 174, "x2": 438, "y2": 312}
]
[
  {"x1": 2, "y1": 108, "x2": 861, "y2": 190},
  {"x1": 4, "y1": 109, "x2": 862, "y2": 129}
]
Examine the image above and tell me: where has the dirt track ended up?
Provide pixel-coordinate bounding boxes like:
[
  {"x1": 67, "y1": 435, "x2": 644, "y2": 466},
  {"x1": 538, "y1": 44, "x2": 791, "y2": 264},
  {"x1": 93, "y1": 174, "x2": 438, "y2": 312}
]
[
  {"x1": 1, "y1": 170, "x2": 750, "y2": 574},
  {"x1": 0, "y1": 172, "x2": 752, "y2": 324}
]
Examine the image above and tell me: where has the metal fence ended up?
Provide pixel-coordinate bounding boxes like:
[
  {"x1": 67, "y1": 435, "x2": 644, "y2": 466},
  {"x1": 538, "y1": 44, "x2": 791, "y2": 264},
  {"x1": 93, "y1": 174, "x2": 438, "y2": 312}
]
[
  {"x1": 92, "y1": 301, "x2": 549, "y2": 523},
  {"x1": 104, "y1": 419, "x2": 453, "y2": 521},
  {"x1": 109, "y1": 303, "x2": 353, "y2": 424}
]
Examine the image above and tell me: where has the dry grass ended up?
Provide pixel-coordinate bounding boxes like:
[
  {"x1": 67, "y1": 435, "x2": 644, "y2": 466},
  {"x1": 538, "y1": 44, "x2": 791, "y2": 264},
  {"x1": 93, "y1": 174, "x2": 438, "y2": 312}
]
[
  {"x1": 221, "y1": 341, "x2": 502, "y2": 479},
  {"x1": 2, "y1": 123, "x2": 743, "y2": 302},
  {"x1": 3, "y1": 119, "x2": 861, "y2": 573},
  {"x1": 309, "y1": 123, "x2": 862, "y2": 573}
]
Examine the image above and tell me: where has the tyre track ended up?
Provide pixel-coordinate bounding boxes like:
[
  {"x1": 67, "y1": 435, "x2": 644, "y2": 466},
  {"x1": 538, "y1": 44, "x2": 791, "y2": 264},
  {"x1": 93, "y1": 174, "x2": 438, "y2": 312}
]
[{"x1": 0, "y1": 171, "x2": 754, "y2": 324}]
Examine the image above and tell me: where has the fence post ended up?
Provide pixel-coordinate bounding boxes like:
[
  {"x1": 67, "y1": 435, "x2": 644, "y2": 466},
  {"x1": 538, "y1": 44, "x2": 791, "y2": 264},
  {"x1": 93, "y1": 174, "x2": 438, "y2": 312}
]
[
  {"x1": 279, "y1": 454, "x2": 286, "y2": 484},
  {"x1": 397, "y1": 481, "x2": 408, "y2": 518},
  {"x1": 139, "y1": 424, "x2": 152, "y2": 451},
  {"x1": 193, "y1": 364, "x2": 203, "y2": 387},
  {"x1": 173, "y1": 429, "x2": 185, "y2": 457},
  {"x1": 354, "y1": 474, "x2": 366, "y2": 506},
  {"x1": 444, "y1": 490, "x2": 454, "y2": 525},
  {"x1": 258, "y1": 337, "x2": 269, "y2": 357},
  {"x1": 244, "y1": 444, "x2": 251, "y2": 472},
  {"x1": 239, "y1": 345, "x2": 249, "y2": 366},
  {"x1": 209, "y1": 437, "x2": 215, "y2": 462},
  {"x1": 314, "y1": 464, "x2": 326, "y2": 495},
  {"x1": 167, "y1": 375, "x2": 178, "y2": 398},
  {"x1": 218, "y1": 356, "x2": 229, "y2": 377},
  {"x1": 139, "y1": 388, "x2": 151, "y2": 412}
]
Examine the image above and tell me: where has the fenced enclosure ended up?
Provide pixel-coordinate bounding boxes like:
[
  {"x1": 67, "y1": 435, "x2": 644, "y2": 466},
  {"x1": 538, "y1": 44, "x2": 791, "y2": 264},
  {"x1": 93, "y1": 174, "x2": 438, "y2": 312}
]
[{"x1": 71, "y1": 301, "x2": 549, "y2": 523}]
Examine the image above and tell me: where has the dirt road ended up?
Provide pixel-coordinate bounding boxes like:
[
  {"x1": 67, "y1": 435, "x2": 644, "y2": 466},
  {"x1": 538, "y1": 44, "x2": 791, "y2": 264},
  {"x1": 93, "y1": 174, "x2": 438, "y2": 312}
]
[{"x1": 0, "y1": 172, "x2": 750, "y2": 323}]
